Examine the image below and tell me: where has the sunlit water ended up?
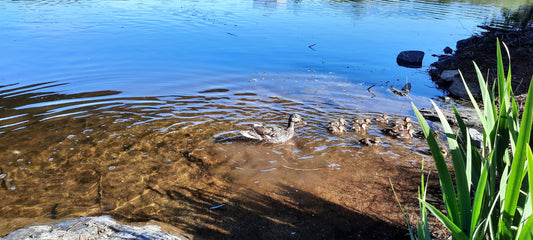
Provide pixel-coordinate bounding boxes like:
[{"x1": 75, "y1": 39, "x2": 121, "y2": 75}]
[{"x1": 0, "y1": 0, "x2": 523, "y2": 238}]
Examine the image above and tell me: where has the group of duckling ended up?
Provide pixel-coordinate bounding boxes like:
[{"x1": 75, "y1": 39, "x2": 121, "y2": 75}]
[
  {"x1": 327, "y1": 114, "x2": 420, "y2": 146},
  {"x1": 239, "y1": 113, "x2": 429, "y2": 146},
  {"x1": 327, "y1": 117, "x2": 373, "y2": 134},
  {"x1": 380, "y1": 116, "x2": 416, "y2": 139}
]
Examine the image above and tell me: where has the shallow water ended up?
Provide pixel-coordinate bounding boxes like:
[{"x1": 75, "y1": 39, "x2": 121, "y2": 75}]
[{"x1": 0, "y1": 0, "x2": 526, "y2": 238}]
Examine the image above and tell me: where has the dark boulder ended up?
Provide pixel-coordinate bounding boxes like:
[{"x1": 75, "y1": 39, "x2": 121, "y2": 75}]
[
  {"x1": 443, "y1": 46, "x2": 453, "y2": 54},
  {"x1": 396, "y1": 50, "x2": 425, "y2": 68},
  {"x1": 430, "y1": 55, "x2": 458, "y2": 70}
]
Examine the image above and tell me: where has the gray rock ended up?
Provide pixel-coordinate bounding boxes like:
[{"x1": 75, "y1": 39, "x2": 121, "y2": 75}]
[
  {"x1": 439, "y1": 70, "x2": 460, "y2": 83},
  {"x1": 396, "y1": 50, "x2": 425, "y2": 68},
  {"x1": 2, "y1": 215, "x2": 188, "y2": 240},
  {"x1": 448, "y1": 76, "x2": 481, "y2": 99},
  {"x1": 419, "y1": 107, "x2": 482, "y2": 129},
  {"x1": 468, "y1": 128, "x2": 483, "y2": 148}
]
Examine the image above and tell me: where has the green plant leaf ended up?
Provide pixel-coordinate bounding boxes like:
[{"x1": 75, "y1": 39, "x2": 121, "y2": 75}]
[
  {"x1": 526, "y1": 145, "x2": 533, "y2": 220},
  {"x1": 498, "y1": 72, "x2": 533, "y2": 240},
  {"x1": 412, "y1": 103, "x2": 461, "y2": 226},
  {"x1": 516, "y1": 141, "x2": 533, "y2": 238},
  {"x1": 389, "y1": 179, "x2": 416, "y2": 240},
  {"x1": 496, "y1": 39, "x2": 507, "y2": 112},
  {"x1": 517, "y1": 215, "x2": 533, "y2": 240},
  {"x1": 430, "y1": 100, "x2": 471, "y2": 231},
  {"x1": 453, "y1": 105, "x2": 481, "y2": 189},
  {"x1": 469, "y1": 144, "x2": 489, "y2": 238},
  {"x1": 459, "y1": 68, "x2": 491, "y2": 141},
  {"x1": 419, "y1": 200, "x2": 468, "y2": 240},
  {"x1": 509, "y1": 97, "x2": 520, "y2": 153}
]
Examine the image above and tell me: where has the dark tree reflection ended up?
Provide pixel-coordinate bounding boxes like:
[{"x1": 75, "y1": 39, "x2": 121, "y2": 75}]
[{"x1": 487, "y1": 4, "x2": 533, "y2": 30}]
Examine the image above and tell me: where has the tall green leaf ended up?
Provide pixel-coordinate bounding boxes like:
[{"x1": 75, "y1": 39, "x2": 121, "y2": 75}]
[
  {"x1": 469, "y1": 147, "x2": 489, "y2": 238},
  {"x1": 419, "y1": 200, "x2": 468, "y2": 240},
  {"x1": 498, "y1": 75, "x2": 533, "y2": 239},
  {"x1": 430, "y1": 100, "x2": 471, "y2": 232},
  {"x1": 412, "y1": 103, "x2": 461, "y2": 225}
]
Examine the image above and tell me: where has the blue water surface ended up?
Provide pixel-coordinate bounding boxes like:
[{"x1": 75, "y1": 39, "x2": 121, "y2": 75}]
[{"x1": 0, "y1": 0, "x2": 514, "y2": 113}]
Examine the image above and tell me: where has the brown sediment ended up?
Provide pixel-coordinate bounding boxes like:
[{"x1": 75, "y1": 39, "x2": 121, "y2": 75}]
[{"x1": 0, "y1": 104, "x2": 448, "y2": 239}]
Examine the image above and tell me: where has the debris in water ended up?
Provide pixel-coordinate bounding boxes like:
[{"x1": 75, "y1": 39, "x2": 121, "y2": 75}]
[
  {"x1": 209, "y1": 203, "x2": 225, "y2": 210},
  {"x1": 401, "y1": 82, "x2": 411, "y2": 94},
  {"x1": 389, "y1": 86, "x2": 407, "y2": 96}
]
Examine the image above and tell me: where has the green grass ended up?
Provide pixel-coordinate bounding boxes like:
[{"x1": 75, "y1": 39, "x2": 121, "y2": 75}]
[{"x1": 408, "y1": 39, "x2": 533, "y2": 239}]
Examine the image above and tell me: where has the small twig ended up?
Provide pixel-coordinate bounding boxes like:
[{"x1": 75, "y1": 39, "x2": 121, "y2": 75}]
[
  {"x1": 367, "y1": 84, "x2": 377, "y2": 98},
  {"x1": 281, "y1": 164, "x2": 324, "y2": 171}
]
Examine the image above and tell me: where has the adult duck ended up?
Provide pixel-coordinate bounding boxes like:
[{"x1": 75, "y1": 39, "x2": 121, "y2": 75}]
[{"x1": 240, "y1": 113, "x2": 306, "y2": 143}]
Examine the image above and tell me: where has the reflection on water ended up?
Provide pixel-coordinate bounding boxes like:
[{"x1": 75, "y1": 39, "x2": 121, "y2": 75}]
[
  {"x1": 486, "y1": 4, "x2": 533, "y2": 30},
  {"x1": 0, "y1": 0, "x2": 526, "y2": 238}
]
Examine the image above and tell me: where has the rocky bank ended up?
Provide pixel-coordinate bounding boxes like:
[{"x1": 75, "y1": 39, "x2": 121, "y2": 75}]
[{"x1": 430, "y1": 26, "x2": 533, "y2": 99}]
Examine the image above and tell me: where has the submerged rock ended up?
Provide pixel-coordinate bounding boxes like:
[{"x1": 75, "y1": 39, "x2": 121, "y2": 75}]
[
  {"x1": 397, "y1": 50, "x2": 425, "y2": 68},
  {"x1": 2, "y1": 215, "x2": 188, "y2": 240}
]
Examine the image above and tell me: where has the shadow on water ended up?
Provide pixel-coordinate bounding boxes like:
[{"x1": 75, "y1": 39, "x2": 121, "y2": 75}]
[{"x1": 137, "y1": 185, "x2": 409, "y2": 240}]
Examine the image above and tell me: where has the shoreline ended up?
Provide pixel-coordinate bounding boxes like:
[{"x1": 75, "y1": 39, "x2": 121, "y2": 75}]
[{"x1": 429, "y1": 26, "x2": 533, "y2": 100}]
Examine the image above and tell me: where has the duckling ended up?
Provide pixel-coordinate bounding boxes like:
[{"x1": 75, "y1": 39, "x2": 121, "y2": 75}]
[
  {"x1": 354, "y1": 117, "x2": 372, "y2": 125},
  {"x1": 427, "y1": 146, "x2": 449, "y2": 157},
  {"x1": 397, "y1": 128, "x2": 416, "y2": 139},
  {"x1": 374, "y1": 114, "x2": 389, "y2": 124},
  {"x1": 434, "y1": 130, "x2": 440, "y2": 138},
  {"x1": 394, "y1": 116, "x2": 411, "y2": 128},
  {"x1": 364, "y1": 117, "x2": 372, "y2": 126},
  {"x1": 359, "y1": 137, "x2": 382, "y2": 146},
  {"x1": 403, "y1": 122, "x2": 414, "y2": 131},
  {"x1": 413, "y1": 129, "x2": 439, "y2": 139},
  {"x1": 382, "y1": 121, "x2": 408, "y2": 135},
  {"x1": 413, "y1": 130, "x2": 425, "y2": 138},
  {"x1": 440, "y1": 146, "x2": 449, "y2": 157},
  {"x1": 352, "y1": 122, "x2": 368, "y2": 133},
  {"x1": 381, "y1": 126, "x2": 400, "y2": 136},
  {"x1": 328, "y1": 117, "x2": 347, "y2": 134}
]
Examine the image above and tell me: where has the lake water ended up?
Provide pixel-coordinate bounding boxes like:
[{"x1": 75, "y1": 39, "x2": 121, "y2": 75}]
[{"x1": 0, "y1": 0, "x2": 525, "y2": 238}]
